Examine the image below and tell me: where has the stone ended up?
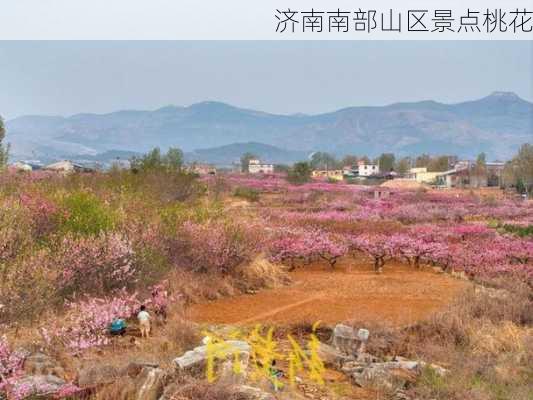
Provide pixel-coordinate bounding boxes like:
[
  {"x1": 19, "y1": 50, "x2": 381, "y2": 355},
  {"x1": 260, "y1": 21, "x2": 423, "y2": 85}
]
[
  {"x1": 77, "y1": 364, "x2": 121, "y2": 388},
  {"x1": 124, "y1": 360, "x2": 160, "y2": 378},
  {"x1": 331, "y1": 324, "x2": 363, "y2": 355},
  {"x1": 23, "y1": 352, "x2": 65, "y2": 378},
  {"x1": 312, "y1": 342, "x2": 353, "y2": 369},
  {"x1": 173, "y1": 340, "x2": 250, "y2": 375},
  {"x1": 341, "y1": 357, "x2": 447, "y2": 389},
  {"x1": 11, "y1": 374, "x2": 67, "y2": 397},
  {"x1": 134, "y1": 367, "x2": 166, "y2": 400},
  {"x1": 234, "y1": 385, "x2": 276, "y2": 400}
]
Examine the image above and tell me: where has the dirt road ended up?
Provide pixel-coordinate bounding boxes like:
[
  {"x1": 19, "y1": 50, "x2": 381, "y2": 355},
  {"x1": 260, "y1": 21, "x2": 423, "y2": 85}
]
[{"x1": 188, "y1": 260, "x2": 469, "y2": 326}]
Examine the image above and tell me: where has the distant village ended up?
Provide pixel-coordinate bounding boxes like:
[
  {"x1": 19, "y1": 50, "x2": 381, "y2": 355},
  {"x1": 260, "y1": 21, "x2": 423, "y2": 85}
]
[{"x1": 7, "y1": 153, "x2": 510, "y2": 191}]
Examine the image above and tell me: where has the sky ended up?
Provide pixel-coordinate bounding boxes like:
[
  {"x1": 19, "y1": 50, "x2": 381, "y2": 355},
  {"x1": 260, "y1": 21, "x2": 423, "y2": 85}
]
[{"x1": 0, "y1": 41, "x2": 532, "y2": 119}]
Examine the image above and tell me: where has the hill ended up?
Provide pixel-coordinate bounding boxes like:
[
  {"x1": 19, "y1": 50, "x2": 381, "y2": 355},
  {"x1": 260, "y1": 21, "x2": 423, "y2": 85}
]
[{"x1": 5, "y1": 92, "x2": 532, "y2": 162}]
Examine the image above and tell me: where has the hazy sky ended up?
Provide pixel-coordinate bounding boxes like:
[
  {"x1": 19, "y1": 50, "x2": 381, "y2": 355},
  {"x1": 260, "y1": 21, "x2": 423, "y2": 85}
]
[{"x1": 0, "y1": 41, "x2": 531, "y2": 119}]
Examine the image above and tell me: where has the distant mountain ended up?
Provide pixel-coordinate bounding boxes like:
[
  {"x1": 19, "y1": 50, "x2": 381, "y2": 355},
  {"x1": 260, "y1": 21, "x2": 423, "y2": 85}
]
[{"x1": 5, "y1": 92, "x2": 533, "y2": 162}]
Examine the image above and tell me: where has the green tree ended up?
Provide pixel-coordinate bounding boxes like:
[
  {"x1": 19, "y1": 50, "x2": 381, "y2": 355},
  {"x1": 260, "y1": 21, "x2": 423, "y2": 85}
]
[
  {"x1": 240, "y1": 152, "x2": 257, "y2": 173},
  {"x1": 287, "y1": 161, "x2": 312, "y2": 184},
  {"x1": 0, "y1": 116, "x2": 9, "y2": 169},
  {"x1": 274, "y1": 164, "x2": 290, "y2": 173},
  {"x1": 395, "y1": 157, "x2": 411, "y2": 174},
  {"x1": 164, "y1": 147, "x2": 183, "y2": 172},
  {"x1": 504, "y1": 144, "x2": 533, "y2": 195},
  {"x1": 378, "y1": 153, "x2": 395, "y2": 172},
  {"x1": 130, "y1": 147, "x2": 184, "y2": 173},
  {"x1": 476, "y1": 152, "x2": 487, "y2": 167},
  {"x1": 341, "y1": 155, "x2": 358, "y2": 167},
  {"x1": 427, "y1": 155, "x2": 451, "y2": 172},
  {"x1": 415, "y1": 154, "x2": 431, "y2": 168},
  {"x1": 359, "y1": 155, "x2": 371, "y2": 164},
  {"x1": 60, "y1": 191, "x2": 116, "y2": 236},
  {"x1": 310, "y1": 152, "x2": 338, "y2": 170}
]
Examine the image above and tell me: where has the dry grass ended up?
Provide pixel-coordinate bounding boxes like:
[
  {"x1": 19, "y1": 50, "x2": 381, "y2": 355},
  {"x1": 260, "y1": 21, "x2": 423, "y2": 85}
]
[
  {"x1": 234, "y1": 255, "x2": 291, "y2": 292},
  {"x1": 163, "y1": 378, "x2": 249, "y2": 400},
  {"x1": 339, "y1": 278, "x2": 533, "y2": 400},
  {"x1": 407, "y1": 280, "x2": 533, "y2": 400}
]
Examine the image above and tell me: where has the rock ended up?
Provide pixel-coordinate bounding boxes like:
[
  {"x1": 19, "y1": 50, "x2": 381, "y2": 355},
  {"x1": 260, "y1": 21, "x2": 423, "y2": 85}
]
[
  {"x1": 77, "y1": 364, "x2": 121, "y2": 388},
  {"x1": 124, "y1": 360, "x2": 160, "y2": 378},
  {"x1": 331, "y1": 324, "x2": 367, "y2": 355},
  {"x1": 173, "y1": 340, "x2": 250, "y2": 377},
  {"x1": 394, "y1": 389, "x2": 412, "y2": 400},
  {"x1": 234, "y1": 385, "x2": 276, "y2": 400},
  {"x1": 11, "y1": 374, "x2": 67, "y2": 397},
  {"x1": 356, "y1": 352, "x2": 379, "y2": 364},
  {"x1": 23, "y1": 352, "x2": 65, "y2": 378},
  {"x1": 134, "y1": 367, "x2": 166, "y2": 400},
  {"x1": 341, "y1": 357, "x2": 447, "y2": 389},
  {"x1": 313, "y1": 342, "x2": 353, "y2": 368},
  {"x1": 347, "y1": 362, "x2": 416, "y2": 389}
]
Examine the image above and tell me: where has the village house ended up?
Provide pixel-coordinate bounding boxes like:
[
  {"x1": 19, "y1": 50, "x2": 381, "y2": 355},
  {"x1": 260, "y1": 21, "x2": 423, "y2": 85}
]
[
  {"x1": 435, "y1": 161, "x2": 505, "y2": 188},
  {"x1": 406, "y1": 167, "x2": 442, "y2": 184},
  {"x1": 43, "y1": 160, "x2": 94, "y2": 174},
  {"x1": 357, "y1": 161, "x2": 379, "y2": 177},
  {"x1": 311, "y1": 169, "x2": 344, "y2": 181},
  {"x1": 9, "y1": 161, "x2": 33, "y2": 172},
  {"x1": 188, "y1": 163, "x2": 217, "y2": 175},
  {"x1": 248, "y1": 159, "x2": 274, "y2": 174}
]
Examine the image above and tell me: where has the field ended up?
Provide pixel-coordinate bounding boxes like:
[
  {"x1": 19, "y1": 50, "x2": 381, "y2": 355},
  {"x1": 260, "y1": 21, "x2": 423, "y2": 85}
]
[
  {"x1": 189, "y1": 261, "x2": 468, "y2": 326},
  {"x1": 0, "y1": 169, "x2": 531, "y2": 400}
]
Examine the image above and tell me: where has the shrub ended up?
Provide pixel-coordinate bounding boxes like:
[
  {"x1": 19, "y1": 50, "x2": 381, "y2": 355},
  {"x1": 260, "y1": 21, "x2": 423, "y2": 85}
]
[
  {"x1": 59, "y1": 191, "x2": 116, "y2": 236},
  {"x1": 287, "y1": 161, "x2": 312, "y2": 184},
  {"x1": 0, "y1": 251, "x2": 56, "y2": 325},
  {"x1": 173, "y1": 220, "x2": 262, "y2": 274},
  {"x1": 0, "y1": 200, "x2": 33, "y2": 263},
  {"x1": 19, "y1": 192, "x2": 60, "y2": 239},
  {"x1": 166, "y1": 379, "x2": 248, "y2": 400},
  {"x1": 160, "y1": 201, "x2": 224, "y2": 231},
  {"x1": 233, "y1": 186, "x2": 260, "y2": 202},
  {"x1": 502, "y1": 223, "x2": 533, "y2": 238}
]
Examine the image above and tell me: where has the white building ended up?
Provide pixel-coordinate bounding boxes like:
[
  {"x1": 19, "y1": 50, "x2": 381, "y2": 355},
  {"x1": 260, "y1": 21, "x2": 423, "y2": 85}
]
[
  {"x1": 248, "y1": 159, "x2": 274, "y2": 174},
  {"x1": 9, "y1": 161, "x2": 33, "y2": 172},
  {"x1": 357, "y1": 161, "x2": 379, "y2": 177}
]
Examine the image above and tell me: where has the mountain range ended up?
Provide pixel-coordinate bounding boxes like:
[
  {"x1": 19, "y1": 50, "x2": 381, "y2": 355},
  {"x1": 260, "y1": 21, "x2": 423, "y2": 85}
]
[{"x1": 5, "y1": 91, "x2": 532, "y2": 165}]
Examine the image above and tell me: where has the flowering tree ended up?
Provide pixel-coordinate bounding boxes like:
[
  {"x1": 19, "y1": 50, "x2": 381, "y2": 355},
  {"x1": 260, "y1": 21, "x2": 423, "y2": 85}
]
[
  {"x1": 19, "y1": 192, "x2": 60, "y2": 239},
  {"x1": 55, "y1": 233, "x2": 136, "y2": 297},
  {"x1": 269, "y1": 228, "x2": 347, "y2": 269},
  {"x1": 57, "y1": 292, "x2": 140, "y2": 352},
  {"x1": 174, "y1": 220, "x2": 262, "y2": 274},
  {"x1": 347, "y1": 234, "x2": 392, "y2": 273}
]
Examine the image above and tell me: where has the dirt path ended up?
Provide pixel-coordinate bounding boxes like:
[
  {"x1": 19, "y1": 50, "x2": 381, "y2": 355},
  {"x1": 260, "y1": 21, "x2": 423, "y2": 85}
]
[
  {"x1": 236, "y1": 294, "x2": 325, "y2": 324},
  {"x1": 188, "y1": 259, "x2": 470, "y2": 327}
]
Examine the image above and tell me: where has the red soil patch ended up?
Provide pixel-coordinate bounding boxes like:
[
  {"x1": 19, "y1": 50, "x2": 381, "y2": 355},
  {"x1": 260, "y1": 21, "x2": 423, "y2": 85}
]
[{"x1": 187, "y1": 259, "x2": 470, "y2": 327}]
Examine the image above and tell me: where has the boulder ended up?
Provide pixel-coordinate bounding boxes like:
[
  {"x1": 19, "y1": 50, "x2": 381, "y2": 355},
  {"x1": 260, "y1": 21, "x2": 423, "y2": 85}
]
[
  {"x1": 10, "y1": 374, "x2": 67, "y2": 397},
  {"x1": 134, "y1": 367, "x2": 166, "y2": 400},
  {"x1": 124, "y1": 361, "x2": 160, "y2": 378},
  {"x1": 331, "y1": 324, "x2": 363, "y2": 355},
  {"x1": 313, "y1": 342, "x2": 353, "y2": 368},
  {"x1": 343, "y1": 361, "x2": 417, "y2": 388},
  {"x1": 173, "y1": 340, "x2": 250, "y2": 378},
  {"x1": 77, "y1": 364, "x2": 121, "y2": 388},
  {"x1": 341, "y1": 356, "x2": 447, "y2": 389},
  {"x1": 233, "y1": 385, "x2": 276, "y2": 400},
  {"x1": 23, "y1": 352, "x2": 65, "y2": 378}
]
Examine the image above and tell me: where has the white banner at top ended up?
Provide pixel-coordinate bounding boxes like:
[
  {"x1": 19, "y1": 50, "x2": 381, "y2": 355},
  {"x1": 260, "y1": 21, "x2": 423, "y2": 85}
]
[{"x1": 0, "y1": 0, "x2": 531, "y2": 40}]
